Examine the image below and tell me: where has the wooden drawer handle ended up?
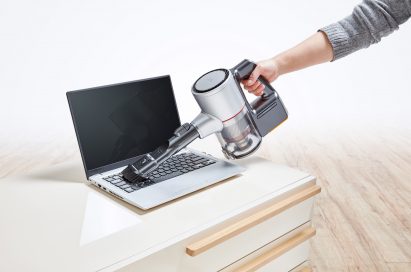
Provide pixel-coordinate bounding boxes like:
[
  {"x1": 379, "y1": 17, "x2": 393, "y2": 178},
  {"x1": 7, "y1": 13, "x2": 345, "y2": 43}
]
[
  {"x1": 297, "y1": 268, "x2": 312, "y2": 272},
  {"x1": 186, "y1": 184, "x2": 320, "y2": 256},
  {"x1": 234, "y1": 227, "x2": 316, "y2": 272}
]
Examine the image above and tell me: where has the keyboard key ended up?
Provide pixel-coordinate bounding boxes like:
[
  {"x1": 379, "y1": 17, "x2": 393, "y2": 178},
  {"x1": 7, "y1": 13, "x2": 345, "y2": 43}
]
[
  {"x1": 120, "y1": 184, "x2": 131, "y2": 189},
  {"x1": 111, "y1": 179, "x2": 123, "y2": 185},
  {"x1": 116, "y1": 181, "x2": 127, "y2": 187},
  {"x1": 130, "y1": 184, "x2": 140, "y2": 190},
  {"x1": 125, "y1": 187, "x2": 134, "y2": 193}
]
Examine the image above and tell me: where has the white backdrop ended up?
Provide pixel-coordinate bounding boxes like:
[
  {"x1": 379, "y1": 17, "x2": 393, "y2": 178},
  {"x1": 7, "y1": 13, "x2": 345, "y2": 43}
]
[{"x1": 1, "y1": 0, "x2": 410, "y2": 148}]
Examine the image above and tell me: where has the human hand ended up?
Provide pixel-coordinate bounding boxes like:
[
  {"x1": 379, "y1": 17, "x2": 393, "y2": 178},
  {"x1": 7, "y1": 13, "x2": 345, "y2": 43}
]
[{"x1": 242, "y1": 58, "x2": 280, "y2": 96}]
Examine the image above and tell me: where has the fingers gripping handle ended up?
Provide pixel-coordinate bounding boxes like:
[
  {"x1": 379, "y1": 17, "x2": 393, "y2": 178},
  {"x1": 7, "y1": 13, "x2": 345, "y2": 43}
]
[{"x1": 232, "y1": 59, "x2": 275, "y2": 98}]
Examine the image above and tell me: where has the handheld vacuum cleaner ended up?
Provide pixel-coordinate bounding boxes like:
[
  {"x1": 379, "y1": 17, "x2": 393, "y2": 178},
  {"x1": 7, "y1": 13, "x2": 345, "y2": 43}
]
[{"x1": 122, "y1": 59, "x2": 288, "y2": 183}]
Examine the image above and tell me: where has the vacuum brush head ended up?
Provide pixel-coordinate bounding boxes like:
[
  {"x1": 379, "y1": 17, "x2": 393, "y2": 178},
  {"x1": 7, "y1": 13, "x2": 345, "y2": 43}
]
[{"x1": 121, "y1": 165, "x2": 147, "y2": 183}]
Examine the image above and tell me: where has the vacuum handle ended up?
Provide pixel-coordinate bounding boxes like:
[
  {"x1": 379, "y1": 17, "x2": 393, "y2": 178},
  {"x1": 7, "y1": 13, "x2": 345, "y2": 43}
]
[
  {"x1": 233, "y1": 59, "x2": 288, "y2": 137},
  {"x1": 232, "y1": 59, "x2": 275, "y2": 99}
]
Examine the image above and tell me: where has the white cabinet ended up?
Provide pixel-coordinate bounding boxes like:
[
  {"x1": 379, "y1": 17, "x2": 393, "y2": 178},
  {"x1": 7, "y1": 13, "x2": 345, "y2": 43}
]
[
  {"x1": 119, "y1": 182, "x2": 320, "y2": 272},
  {"x1": 0, "y1": 158, "x2": 319, "y2": 272}
]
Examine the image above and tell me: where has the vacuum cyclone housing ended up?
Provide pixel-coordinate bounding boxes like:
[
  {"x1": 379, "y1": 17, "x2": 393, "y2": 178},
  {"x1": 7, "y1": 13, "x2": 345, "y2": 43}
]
[
  {"x1": 192, "y1": 69, "x2": 245, "y2": 121},
  {"x1": 192, "y1": 69, "x2": 262, "y2": 159}
]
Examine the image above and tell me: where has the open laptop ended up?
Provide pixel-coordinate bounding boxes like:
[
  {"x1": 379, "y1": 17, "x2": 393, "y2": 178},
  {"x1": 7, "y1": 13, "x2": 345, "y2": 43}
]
[{"x1": 67, "y1": 76, "x2": 245, "y2": 210}]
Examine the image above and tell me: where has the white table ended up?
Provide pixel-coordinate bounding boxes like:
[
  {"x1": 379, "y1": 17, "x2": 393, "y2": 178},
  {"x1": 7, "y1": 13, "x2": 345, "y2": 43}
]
[{"x1": 0, "y1": 154, "x2": 319, "y2": 272}]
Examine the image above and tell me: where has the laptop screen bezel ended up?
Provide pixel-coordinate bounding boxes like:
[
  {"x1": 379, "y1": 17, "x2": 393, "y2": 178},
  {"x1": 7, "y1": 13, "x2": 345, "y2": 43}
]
[{"x1": 66, "y1": 75, "x2": 182, "y2": 179}]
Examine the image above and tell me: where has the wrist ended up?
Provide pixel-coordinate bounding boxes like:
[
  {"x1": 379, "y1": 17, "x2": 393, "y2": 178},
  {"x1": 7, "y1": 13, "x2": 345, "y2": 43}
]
[{"x1": 271, "y1": 55, "x2": 287, "y2": 77}]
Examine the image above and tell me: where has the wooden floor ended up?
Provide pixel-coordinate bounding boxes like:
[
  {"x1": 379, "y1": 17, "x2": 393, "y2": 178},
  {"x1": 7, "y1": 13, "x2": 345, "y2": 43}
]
[
  {"x1": 260, "y1": 126, "x2": 411, "y2": 272},
  {"x1": 1, "y1": 126, "x2": 410, "y2": 271}
]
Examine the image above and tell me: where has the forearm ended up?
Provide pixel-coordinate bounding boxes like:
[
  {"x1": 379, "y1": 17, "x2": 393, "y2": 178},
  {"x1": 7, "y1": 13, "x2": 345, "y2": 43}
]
[
  {"x1": 273, "y1": 0, "x2": 411, "y2": 75},
  {"x1": 244, "y1": 0, "x2": 411, "y2": 96},
  {"x1": 273, "y1": 32, "x2": 333, "y2": 76}
]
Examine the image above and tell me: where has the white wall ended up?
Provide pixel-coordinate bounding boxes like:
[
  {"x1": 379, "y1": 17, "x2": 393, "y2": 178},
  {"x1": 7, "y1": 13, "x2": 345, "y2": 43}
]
[{"x1": 1, "y1": 0, "x2": 410, "y2": 148}]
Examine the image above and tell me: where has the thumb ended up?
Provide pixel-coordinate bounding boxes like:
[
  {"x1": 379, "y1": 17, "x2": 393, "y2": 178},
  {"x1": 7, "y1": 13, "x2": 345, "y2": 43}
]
[{"x1": 245, "y1": 66, "x2": 261, "y2": 86}]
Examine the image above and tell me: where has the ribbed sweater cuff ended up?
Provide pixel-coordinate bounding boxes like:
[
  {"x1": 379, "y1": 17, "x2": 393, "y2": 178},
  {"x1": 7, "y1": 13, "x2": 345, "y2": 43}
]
[{"x1": 320, "y1": 23, "x2": 351, "y2": 61}]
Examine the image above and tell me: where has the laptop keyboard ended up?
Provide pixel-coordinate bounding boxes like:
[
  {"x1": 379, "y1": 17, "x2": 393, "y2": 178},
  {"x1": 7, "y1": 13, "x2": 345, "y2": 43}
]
[{"x1": 102, "y1": 152, "x2": 216, "y2": 193}]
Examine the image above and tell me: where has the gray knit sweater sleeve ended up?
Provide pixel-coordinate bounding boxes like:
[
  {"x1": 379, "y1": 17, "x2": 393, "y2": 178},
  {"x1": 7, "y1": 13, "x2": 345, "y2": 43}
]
[{"x1": 320, "y1": 0, "x2": 411, "y2": 60}]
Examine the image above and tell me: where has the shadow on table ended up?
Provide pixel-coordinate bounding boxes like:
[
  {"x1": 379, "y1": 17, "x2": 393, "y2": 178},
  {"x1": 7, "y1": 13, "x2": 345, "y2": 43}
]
[{"x1": 28, "y1": 162, "x2": 86, "y2": 183}]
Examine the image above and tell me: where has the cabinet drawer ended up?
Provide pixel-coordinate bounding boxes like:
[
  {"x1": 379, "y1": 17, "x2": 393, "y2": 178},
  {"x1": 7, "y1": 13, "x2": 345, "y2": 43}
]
[
  {"x1": 181, "y1": 184, "x2": 320, "y2": 271},
  {"x1": 221, "y1": 224, "x2": 315, "y2": 272},
  {"x1": 118, "y1": 184, "x2": 319, "y2": 272}
]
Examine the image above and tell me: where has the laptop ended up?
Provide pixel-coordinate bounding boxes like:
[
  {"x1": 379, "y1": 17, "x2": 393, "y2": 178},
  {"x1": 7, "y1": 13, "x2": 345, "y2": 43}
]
[{"x1": 67, "y1": 76, "x2": 245, "y2": 210}]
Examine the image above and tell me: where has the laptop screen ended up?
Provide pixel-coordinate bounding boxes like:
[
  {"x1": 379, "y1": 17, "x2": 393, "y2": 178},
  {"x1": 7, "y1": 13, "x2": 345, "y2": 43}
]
[{"x1": 67, "y1": 76, "x2": 181, "y2": 176}]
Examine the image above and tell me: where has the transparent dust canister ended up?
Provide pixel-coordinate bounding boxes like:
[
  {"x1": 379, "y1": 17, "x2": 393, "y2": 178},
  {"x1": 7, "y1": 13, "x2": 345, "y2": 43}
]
[{"x1": 216, "y1": 107, "x2": 262, "y2": 159}]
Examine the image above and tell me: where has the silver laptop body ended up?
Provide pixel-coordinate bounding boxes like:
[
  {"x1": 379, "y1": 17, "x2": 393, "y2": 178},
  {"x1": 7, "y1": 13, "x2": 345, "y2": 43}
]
[{"x1": 89, "y1": 148, "x2": 243, "y2": 209}]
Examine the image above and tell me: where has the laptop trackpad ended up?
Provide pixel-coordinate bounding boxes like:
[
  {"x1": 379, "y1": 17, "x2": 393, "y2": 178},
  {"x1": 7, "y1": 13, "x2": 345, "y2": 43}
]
[{"x1": 130, "y1": 161, "x2": 244, "y2": 209}]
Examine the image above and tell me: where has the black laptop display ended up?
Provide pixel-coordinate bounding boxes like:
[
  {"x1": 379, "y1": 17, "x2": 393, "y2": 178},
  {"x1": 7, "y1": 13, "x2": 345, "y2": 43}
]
[{"x1": 67, "y1": 76, "x2": 180, "y2": 178}]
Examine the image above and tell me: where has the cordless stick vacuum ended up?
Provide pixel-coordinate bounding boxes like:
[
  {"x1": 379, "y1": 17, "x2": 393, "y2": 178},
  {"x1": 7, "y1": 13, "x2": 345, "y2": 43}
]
[{"x1": 122, "y1": 59, "x2": 288, "y2": 183}]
